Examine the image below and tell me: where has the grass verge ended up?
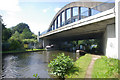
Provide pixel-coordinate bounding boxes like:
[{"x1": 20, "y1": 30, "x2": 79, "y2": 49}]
[
  {"x1": 26, "y1": 49, "x2": 45, "y2": 51},
  {"x1": 66, "y1": 54, "x2": 92, "y2": 78},
  {"x1": 92, "y1": 56, "x2": 120, "y2": 78},
  {"x1": 2, "y1": 49, "x2": 45, "y2": 54}
]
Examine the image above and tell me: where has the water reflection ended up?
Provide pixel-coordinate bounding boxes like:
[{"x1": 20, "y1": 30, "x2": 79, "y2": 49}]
[{"x1": 2, "y1": 50, "x2": 80, "y2": 78}]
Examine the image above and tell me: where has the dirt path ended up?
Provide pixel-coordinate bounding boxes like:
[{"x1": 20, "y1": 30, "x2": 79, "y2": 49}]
[{"x1": 85, "y1": 54, "x2": 101, "y2": 78}]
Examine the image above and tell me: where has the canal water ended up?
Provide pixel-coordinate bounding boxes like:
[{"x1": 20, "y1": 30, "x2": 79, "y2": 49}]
[{"x1": 2, "y1": 50, "x2": 80, "y2": 78}]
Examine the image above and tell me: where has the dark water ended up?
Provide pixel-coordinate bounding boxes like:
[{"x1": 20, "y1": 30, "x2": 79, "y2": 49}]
[{"x1": 2, "y1": 50, "x2": 80, "y2": 78}]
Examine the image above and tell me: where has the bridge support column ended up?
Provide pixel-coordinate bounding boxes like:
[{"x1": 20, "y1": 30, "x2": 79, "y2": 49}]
[
  {"x1": 103, "y1": 23, "x2": 118, "y2": 58},
  {"x1": 115, "y1": 0, "x2": 120, "y2": 59},
  {"x1": 42, "y1": 38, "x2": 50, "y2": 48},
  {"x1": 37, "y1": 38, "x2": 44, "y2": 48}
]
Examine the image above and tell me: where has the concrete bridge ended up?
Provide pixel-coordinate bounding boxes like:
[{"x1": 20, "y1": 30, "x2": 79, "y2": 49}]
[{"x1": 38, "y1": 0, "x2": 120, "y2": 59}]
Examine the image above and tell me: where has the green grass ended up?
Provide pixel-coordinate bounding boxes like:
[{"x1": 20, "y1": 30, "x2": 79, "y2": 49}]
[
  {"x1": 2, "y1": 49, "x2": 45, "y2": 53},
  {"x1": 66, "y1": 54, "x2": 92, "y2": 78},
  {"x1": 26, "y1": 49, "x2": 45, "y2": 51},
  {"x1": 92, "y1": 56, "x2": 120, "y2": 78}
]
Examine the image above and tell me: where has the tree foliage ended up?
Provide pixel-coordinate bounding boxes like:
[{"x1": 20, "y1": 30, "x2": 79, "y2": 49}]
[
  {"x1": 8, "y1": 39, "x2": 24, "y2": 50},
  {"x1": 22, "y1": 39, "x2": 37, "y2": 44},
  {"x1": 48, "y1": 53, "x2": 74, "y2": 79},
  {"x1": 2, "y1": 22, "x2": 38, "y2": 51},
  {"x1": 82, "y1": 39, "x2": 101, "y2": 53},
  {"x1": 9, "y1": 31, "x2": 21, "y2": 40},
  {"x1": 20, "y1": 29, "x2": 32, "y2": 39},
  {"x1": 70, "y1": 39, "x2": 100, "y2": 53},
  {"x1": 11, "y1": 23, "x2": 31, "y2": 34},
  {"x1": 2, "y1": 24, "x2": 12, "y2": 42}
]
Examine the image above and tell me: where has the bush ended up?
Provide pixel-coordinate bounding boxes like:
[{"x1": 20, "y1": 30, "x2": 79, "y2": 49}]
[{"x1": 48, "y1": 53, "x2": 74, "y2": 79}]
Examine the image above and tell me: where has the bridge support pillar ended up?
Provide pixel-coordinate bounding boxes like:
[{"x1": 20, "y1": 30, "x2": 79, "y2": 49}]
[
  {"x1": 42, "y1": 38, "x2": 50, "y2": 48},
  {"x1": 38, "y1": 38, "x2": 50, "y2": 49},
  {"x1": 37, "y1": 38, "x2": 44, "y2": 48},
  {"x1": 115, "y1": 0, "x2": 120, "y2": 59},
  {"x1": 103, "y1": 23, "x2": 118, "y2": 58}
]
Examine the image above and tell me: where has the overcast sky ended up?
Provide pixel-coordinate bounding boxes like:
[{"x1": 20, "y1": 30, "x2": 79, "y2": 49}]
[{"x1": 0, "y1": 0, "x2": 114, "y2": 35}]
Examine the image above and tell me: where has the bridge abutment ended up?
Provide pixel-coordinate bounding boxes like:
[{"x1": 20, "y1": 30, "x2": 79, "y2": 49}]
[
  {"x1": 43, "y1": 38, "x2": 50, "y2": 48},
  {"x1": 115, "y1": 0, "x2": 120, "y2": 59},
  {"x1": 103, "y1": 23, "x2": 118, "y2": 58}
]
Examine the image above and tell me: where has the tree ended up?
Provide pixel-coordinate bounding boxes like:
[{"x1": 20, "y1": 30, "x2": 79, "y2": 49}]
[
  {"x1": 9, "y1": 31, "x2": 21, "y2": 40},
  {"x1": 2, "y1": 24, "x2": 12, "y2": 51},
  {"x1": 78, "y1": 39, "x2": 100, "y2": 53},
  {"x1": 2, "y1": 24, "x2": 12, "y2": 42},
  {"x1": 9, "y1": 39, "x2": 24, "y2": 50},
  {"x1": 31, "y1": 34, "x2": 37, "y2": 39},
  {"x1": 8, "y1": 31, "x2": 24, "y2": 50},
  {"x1": 11, "y1": 23, "x2": 31, "y2": 34},
  {"x1": 20, "y1": 28, "x2": 32, "y2": 39},
  {"x1": 2, "y1": 22, "x2": 38, "y2": 51},
  {"x1": 22, "y1": 39, "x2": 37, "y2": 44}
]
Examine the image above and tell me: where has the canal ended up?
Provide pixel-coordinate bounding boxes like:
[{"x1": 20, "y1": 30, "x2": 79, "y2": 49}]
[{"x1": 2, "y1": 50, "x2": 80, "y2": 78}]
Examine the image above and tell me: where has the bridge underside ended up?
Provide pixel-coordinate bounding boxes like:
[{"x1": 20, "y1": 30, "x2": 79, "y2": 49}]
[
  {"x1": 44, "y1": 18, "x2": 115, "y2": 41},
  {"x1": 39, "y1": 17, "x2": 117, "y2": 58}
]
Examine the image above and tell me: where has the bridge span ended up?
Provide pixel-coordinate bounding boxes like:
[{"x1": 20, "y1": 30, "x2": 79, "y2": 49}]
[{"x1": 38, "y1": 1, "x2": 120, "y2": 59}]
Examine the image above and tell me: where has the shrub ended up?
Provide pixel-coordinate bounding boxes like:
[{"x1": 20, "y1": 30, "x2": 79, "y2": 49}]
[{"x1": 48, "y1": 53, "x2": 74, "y2": 79}]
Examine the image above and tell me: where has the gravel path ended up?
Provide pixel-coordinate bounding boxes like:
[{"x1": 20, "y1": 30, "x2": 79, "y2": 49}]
[{"x1": 85, "y1": 55, "x2": 101, "y2": 78}]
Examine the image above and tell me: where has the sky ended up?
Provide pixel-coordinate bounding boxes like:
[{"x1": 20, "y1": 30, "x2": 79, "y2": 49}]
[{"x1": 0, "y1": 0, "x2": 114, "y2": 35}]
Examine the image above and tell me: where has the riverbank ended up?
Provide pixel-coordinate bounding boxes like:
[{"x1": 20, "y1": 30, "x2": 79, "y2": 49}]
[
  {"x1": 2, "y1": 49, "x2": 45, "y2": 54},
  {"x1": 92, "y1": 56, "x2": 120, "y2": 78},
  {"x1": 66, "y1": 54, "x2": 92, "y2": 78},
  {"x1": 66, "y1": 54, "x2": 119, "y2": 78}
]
